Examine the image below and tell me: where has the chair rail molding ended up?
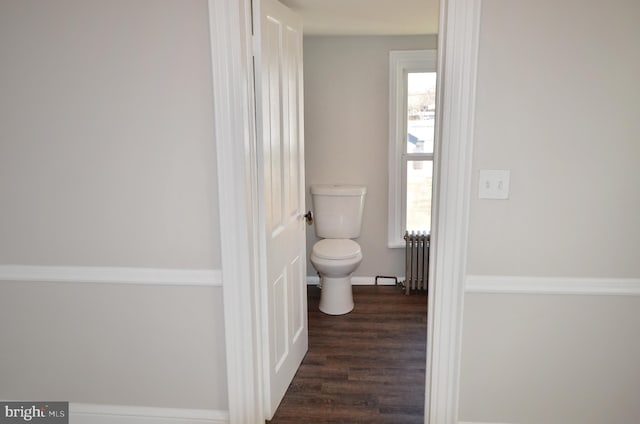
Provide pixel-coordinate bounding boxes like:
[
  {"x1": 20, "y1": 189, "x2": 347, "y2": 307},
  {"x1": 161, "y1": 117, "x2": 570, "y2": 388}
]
[
  {"x1": 465, "y1": 275, "x2": 640, "y2": 296},
  {"x1": 0, "y1": 265, "x2": 222, "y2": 286}
]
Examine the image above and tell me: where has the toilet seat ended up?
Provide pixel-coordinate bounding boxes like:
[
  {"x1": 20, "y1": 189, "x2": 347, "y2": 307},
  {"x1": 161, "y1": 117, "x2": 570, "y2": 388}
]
[{"x1": 312, "y1": 239, "x2": 361, "y2": 260}]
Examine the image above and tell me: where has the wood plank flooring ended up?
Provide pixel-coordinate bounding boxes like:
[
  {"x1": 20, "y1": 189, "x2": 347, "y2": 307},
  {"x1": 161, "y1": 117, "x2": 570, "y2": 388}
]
[{"x1": 268, "y1": 285, "x2": 427, "y2": 424}]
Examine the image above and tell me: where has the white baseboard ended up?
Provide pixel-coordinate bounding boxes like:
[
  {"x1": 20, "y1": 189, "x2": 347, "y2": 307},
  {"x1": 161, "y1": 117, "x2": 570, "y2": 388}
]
[
  {"x1": 465, "y1": 275, "x2": 640, "y2": 296},
  {"x1": 306, "y1": 275, "x2": 400, "y2": 286},
  {"x1": 459, "y1": 421, "x2": 512, "y2": 424},
  {"x1": 0, "y1": 265, "x2": 222, "y2": 287},
  {"x1": 70, "y1": 403, "x2": 229, "y2": 424}
]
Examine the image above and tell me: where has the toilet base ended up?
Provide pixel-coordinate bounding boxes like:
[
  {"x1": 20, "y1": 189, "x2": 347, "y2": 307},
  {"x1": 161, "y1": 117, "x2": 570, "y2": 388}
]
[{"x1": 318, "y1": 275, "x2": 353, "y2": 315}]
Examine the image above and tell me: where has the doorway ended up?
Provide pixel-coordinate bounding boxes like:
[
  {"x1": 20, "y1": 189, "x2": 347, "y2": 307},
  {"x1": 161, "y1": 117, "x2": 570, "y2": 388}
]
[
  {"x1": 209, "y1": 0, "x2": 482, "y2": 422},
  {"x1": 284, "y1": 15, "x2": 436, "y2": 422}
]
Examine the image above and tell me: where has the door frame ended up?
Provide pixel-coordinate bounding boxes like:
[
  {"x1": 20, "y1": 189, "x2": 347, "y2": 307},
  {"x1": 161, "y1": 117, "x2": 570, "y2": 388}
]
[
  {"x1": 426, "y1": 1, "x2": 482, "y2": 422},
  {"x1": 208, "y1": 1, "x2": 265, "y2": 422},
  {"x1": 208, "y1": 0, "x2": 482, "y2": 422}
]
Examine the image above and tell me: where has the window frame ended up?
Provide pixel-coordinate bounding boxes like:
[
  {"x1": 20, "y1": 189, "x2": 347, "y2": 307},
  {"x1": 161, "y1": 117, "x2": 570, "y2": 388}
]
[{"x1": 388, "y1": 49, "x2": 437, "y2": 248}]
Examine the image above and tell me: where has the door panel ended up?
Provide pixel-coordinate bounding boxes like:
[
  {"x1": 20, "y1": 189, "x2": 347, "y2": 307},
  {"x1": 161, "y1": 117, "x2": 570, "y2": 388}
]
[
  {"x1": 257, "y1": 0, "x2": 307, "y2": 418},
  {"x1": 291, "y1": 255, "x2": 304, "y2": 344},
  {"x1": 264, "y1": 15, "x2": 283, "y2": 233}
]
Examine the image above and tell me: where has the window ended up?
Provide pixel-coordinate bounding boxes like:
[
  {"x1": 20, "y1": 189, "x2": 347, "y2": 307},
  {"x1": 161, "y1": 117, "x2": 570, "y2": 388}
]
[{"x1": 388, "y1": 50, "x2": 437, "y2": 248}]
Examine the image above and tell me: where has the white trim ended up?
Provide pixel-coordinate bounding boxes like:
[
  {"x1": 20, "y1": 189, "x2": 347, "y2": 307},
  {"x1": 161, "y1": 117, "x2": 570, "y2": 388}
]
[
  {"x1": 458, "y1": 422, "x2": 512, "y2": 424},
  {"x1": 465, "y1": 275, "x2": 640, "y2": 296},
  {"x1": 0, "y1": 265, "x2": 221, "y2": 286},
  {"x1": 306, "y1": 275, "x2": 400, "y2": 286},
  {"x1": 388, "y1": 49, "x2": 438, "y2": 249},
  {"x1": 70, "y1": 403, "x2": 228, "y2": 424},
  {"x1": 208, "y1": 0, "x2": 264, "y2": 423},
  {"x1": 426, "y1": 1, "x2": 482, "y2": 423}
]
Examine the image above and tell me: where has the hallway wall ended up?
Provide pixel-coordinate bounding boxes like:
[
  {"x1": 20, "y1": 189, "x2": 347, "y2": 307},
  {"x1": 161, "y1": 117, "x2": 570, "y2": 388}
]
[
  {"x1": 459, "y1": 0, "x2": 640, "y2": 422},
  {"x1": 0, "y1": 0, "x2": 227, "y2": 411}
]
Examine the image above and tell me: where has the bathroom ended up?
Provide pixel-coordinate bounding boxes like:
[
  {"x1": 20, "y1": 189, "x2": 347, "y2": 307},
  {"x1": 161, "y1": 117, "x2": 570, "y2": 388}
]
[{"x1": 297, "y1": 13, "x2": 438, "y2": 295}]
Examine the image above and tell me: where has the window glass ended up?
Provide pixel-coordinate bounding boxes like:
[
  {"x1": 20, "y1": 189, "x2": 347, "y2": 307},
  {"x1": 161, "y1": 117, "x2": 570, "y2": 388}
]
[
  {"x1": 406, "y1": 160, "x2": 433, "y2": 233},
  {"x1": 406, "y1": 72, "x2": 436, "y2": 154}
]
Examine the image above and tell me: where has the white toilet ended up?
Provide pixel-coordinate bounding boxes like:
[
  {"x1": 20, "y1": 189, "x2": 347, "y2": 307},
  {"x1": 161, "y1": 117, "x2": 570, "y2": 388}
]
[{"x1": 310, "y1": 184, "x2": 366, "y2": 315}]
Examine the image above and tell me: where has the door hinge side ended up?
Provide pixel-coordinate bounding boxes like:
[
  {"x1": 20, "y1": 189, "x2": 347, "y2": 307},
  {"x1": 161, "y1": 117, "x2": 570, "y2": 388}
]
[{"x1": 250, "y1": 0, "x2": 255, "y2": 36}]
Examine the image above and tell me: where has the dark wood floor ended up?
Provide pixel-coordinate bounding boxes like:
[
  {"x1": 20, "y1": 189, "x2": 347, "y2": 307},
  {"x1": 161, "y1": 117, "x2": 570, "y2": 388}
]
[{"x1": 268, "y1": 285, "x2": 428, "y2": 424}]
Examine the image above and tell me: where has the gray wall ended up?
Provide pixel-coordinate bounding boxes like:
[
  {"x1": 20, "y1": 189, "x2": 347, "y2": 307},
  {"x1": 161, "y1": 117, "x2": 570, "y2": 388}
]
[
  {"x1": 0, "y1": 282, "x2": 226, "y2": 409},
  {"x1": 466, "y1": 0, "x2": 640, "y2": 278},
  {"x1": 460, "y1": 293, "x2": 640, "y2": 424},
  {"x1": 0, "y1": 0, "x2": 226, "y2": 410},
  {"x1": 303, "y1": 35, "x2": 437, "y2": 279},
  {"x1": 459, "y1": 0, "x2": 640, "y2": 422}
]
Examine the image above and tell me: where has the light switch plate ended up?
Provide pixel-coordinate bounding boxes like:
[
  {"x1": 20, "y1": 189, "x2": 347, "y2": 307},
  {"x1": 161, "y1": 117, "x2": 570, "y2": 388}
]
[{"x1": 479, "y1": 169, "x2": 510, "y2": 199}]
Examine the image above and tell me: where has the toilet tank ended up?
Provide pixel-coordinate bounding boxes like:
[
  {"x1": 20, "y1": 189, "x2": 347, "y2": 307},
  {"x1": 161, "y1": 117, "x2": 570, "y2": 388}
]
[{"x1": 311, "y1": 184, "x2": 367, "y2": 239}]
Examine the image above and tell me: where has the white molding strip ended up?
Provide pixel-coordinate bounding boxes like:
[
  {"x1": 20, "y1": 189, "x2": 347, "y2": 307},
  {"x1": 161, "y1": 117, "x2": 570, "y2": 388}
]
[
  {"x1": 208, "y1": 0, "x2": 265, "y2": 422},
  {"x1": 0, "y1": 265, "x2": 222, "y2": 287},
  {"x1": 459, "y1": 421, "x2": 512, "y2": 424},
  {"x1": 465, "y1": 275, "x2": 640, "y2": 296},
  {"x1": 426, "y1": 0, "x2": 482, "y2": 423},
  {"x1": 306, "y1": 275, "x2": 400, "y2": 286},
  {"x1": 70, "y1": 403, "x2": 228, "y2": 424}
]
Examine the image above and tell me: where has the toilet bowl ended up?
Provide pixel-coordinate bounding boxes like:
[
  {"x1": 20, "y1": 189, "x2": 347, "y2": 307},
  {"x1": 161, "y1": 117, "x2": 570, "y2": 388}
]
[
  {"x1": 310, "y1": 239, "x2": 363, "y2": 315},
  {"x1": 309, "y1": 184, "x2": 367, "y2": 315}
]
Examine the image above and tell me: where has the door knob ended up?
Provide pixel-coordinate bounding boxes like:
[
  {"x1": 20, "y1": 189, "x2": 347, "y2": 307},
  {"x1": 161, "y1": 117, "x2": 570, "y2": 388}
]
[{"x1": 304, "y1": 211, "x2": 313, "y2": 225}]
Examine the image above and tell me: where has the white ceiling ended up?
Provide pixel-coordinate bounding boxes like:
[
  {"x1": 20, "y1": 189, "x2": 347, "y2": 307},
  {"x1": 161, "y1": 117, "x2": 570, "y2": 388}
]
[{"x1": 278, "y1": 0, "x2": 440, "y2": 35}]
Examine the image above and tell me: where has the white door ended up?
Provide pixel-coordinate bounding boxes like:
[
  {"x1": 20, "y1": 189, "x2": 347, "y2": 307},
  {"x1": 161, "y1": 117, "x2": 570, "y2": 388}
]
[{"x1": 255, "y1": 0, "x2": 308, "y2": 418}]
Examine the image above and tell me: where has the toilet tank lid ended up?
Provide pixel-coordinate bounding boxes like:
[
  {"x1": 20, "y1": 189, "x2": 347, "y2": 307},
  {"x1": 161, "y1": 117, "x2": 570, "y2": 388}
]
[
  {"x1": 312, "y1": 239, "x2": 361, "y2": 260},
  {"x1": 311, "y1": 184, "x2": 367, "y2": 196}
]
